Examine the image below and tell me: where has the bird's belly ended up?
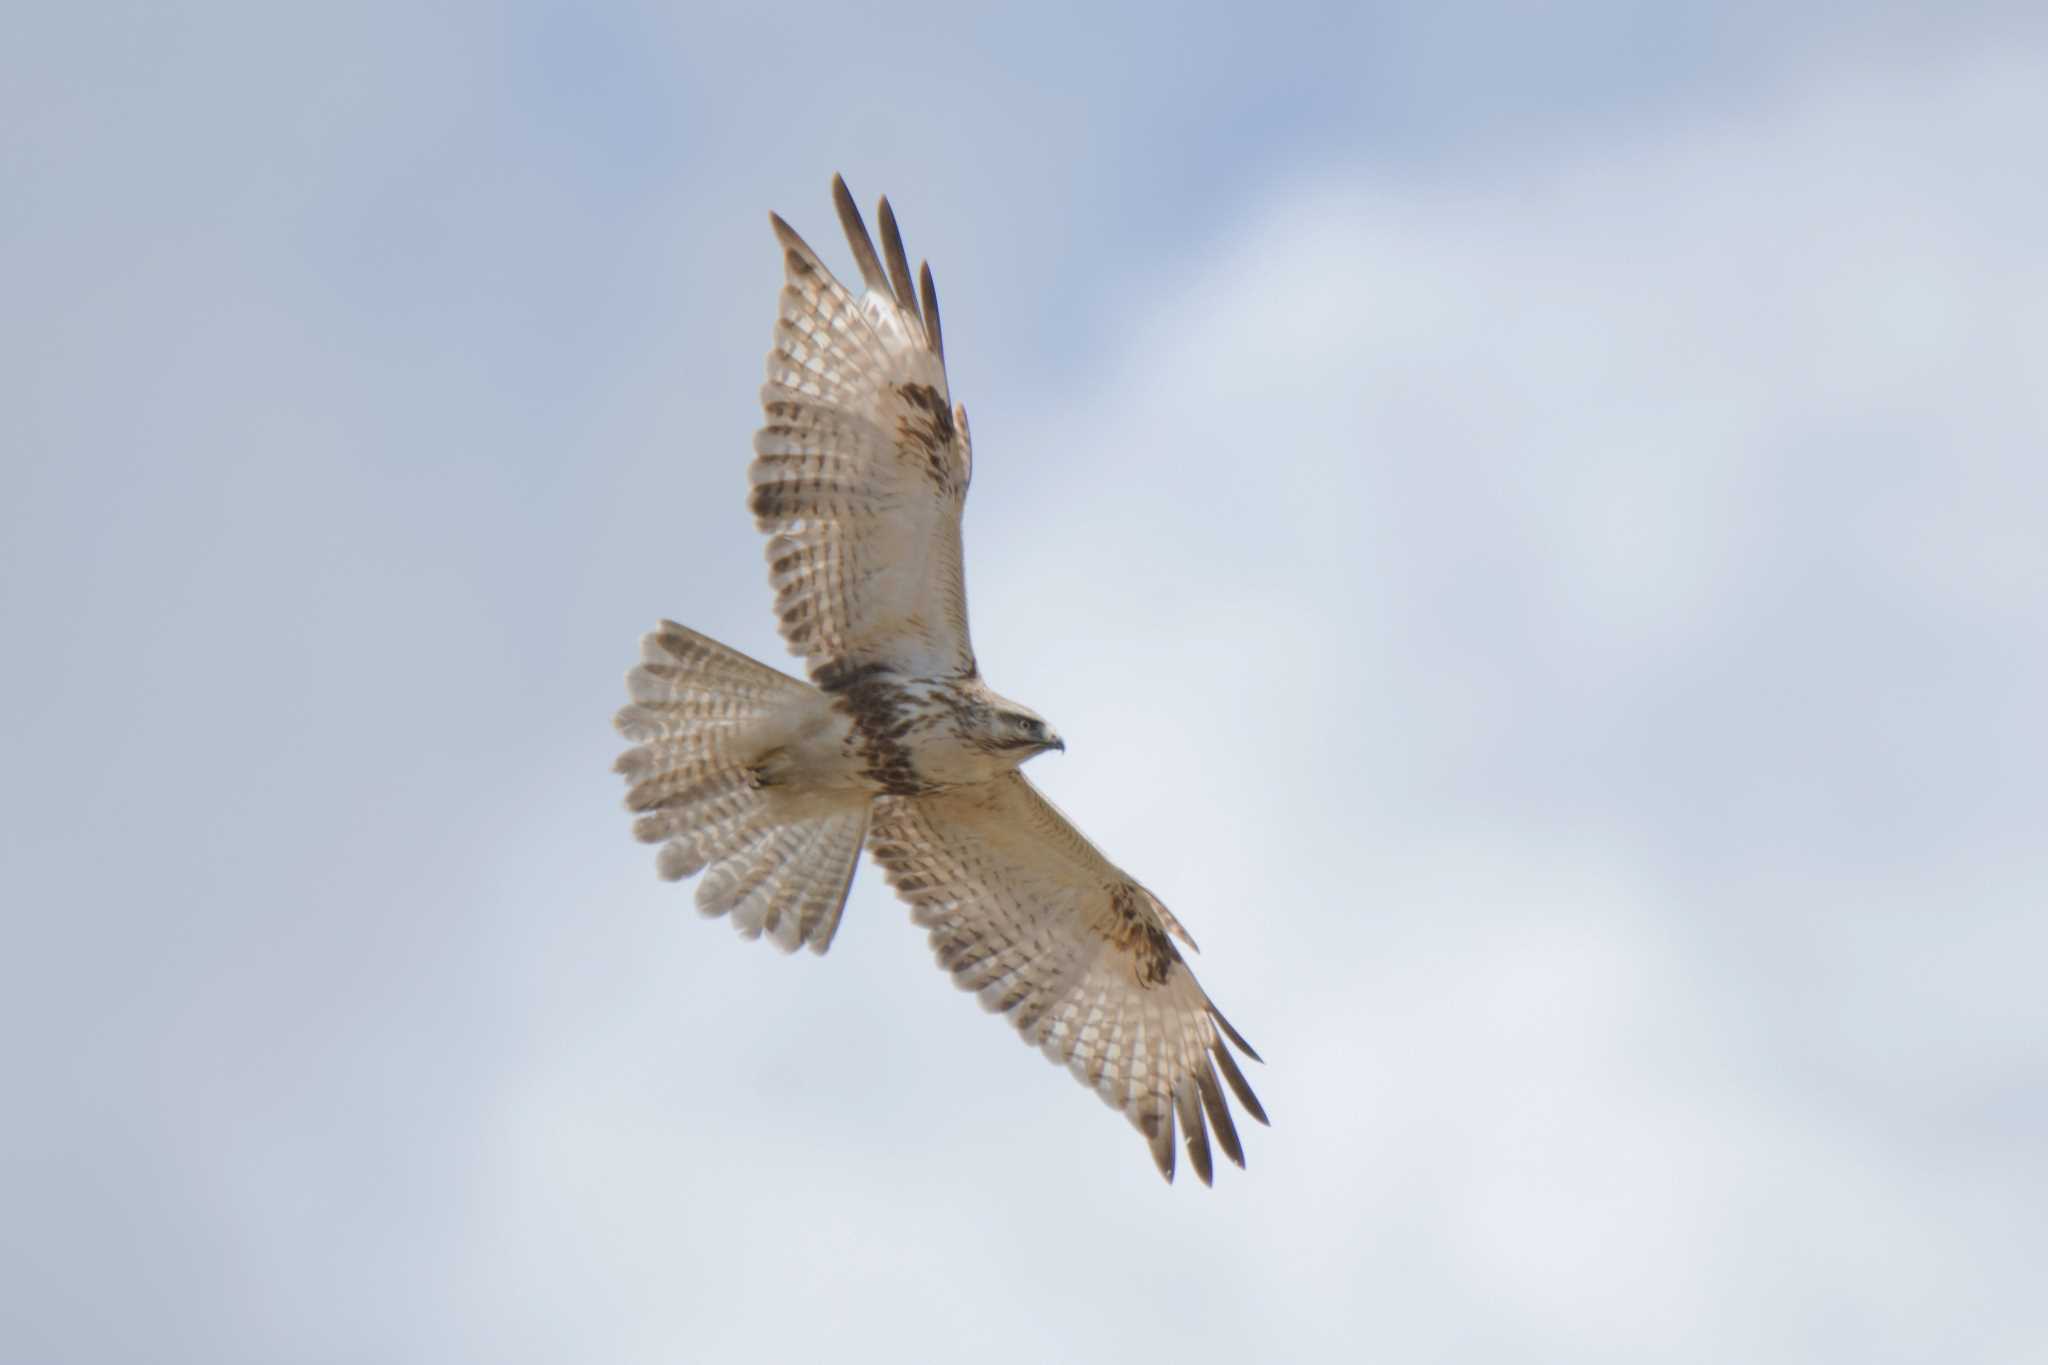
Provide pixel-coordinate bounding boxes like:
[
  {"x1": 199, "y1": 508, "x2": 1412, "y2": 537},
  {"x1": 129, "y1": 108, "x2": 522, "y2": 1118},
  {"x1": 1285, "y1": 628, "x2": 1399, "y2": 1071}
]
[
  {"x1": 747, "y1": 696, "x2": 870, "y2": 790},
  {"x1": 756, "y1": 705, "x2": 1003, "y2": 794},
  {"x1": 894, "y1": 731, "x2": 1012, "y2": 788}
]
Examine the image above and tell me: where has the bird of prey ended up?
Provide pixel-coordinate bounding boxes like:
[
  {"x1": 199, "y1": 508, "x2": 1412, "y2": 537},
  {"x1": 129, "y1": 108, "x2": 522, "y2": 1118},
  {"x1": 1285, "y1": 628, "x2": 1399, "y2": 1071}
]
[{"x1": 614, "y1": 176, "x2": 1266, "y2": 1184}]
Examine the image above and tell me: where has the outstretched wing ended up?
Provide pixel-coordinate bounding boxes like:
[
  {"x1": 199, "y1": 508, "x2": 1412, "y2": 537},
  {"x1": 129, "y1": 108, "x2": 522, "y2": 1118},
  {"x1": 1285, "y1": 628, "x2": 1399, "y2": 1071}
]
[
  {"x1": 867, "y1": 773, "x2": 1268, "y2": 1184},
  {"x1": 753, "y1": 175, "x2": 977, "y2": 688}
]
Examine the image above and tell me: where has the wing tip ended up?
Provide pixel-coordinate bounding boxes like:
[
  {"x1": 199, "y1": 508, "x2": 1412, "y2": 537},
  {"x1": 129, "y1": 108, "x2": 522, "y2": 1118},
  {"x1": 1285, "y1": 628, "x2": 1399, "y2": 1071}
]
[
  {"x1": 830, "y1": 173, "x2": 891, "y2": 295},
  {"x1": 1210, "y1": 1034, "x2": 1270, "y2": 1129},
  {"x1": 875, "y1": 195, "x2": 921, "y2": 322},
  {"x1": 1195, "y1": 1063, "x2": 1245, "y2": 1170},
  {"x1": 1211, "y1": 1004, "x2": 1264, "y2": 1065},
  {"x1": 768, "y1": 211, "x2": 818, "y2": 272},
  {"x1": 918, "y1": 259, "x2": 944, "y2": 361},
  {"x1": 1144, "y1": 1106, "x2": 1176, "y2": 1183},
  {"x1": 1176, "y1": 1077, "x2": 1215, "y2": 1187}
]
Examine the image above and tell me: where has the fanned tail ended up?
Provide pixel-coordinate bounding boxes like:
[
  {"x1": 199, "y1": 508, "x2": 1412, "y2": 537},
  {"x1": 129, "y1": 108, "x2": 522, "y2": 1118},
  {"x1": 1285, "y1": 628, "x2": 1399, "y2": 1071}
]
[{"x1": 615, "y1": 621, "x2": 868, "y2": 954}]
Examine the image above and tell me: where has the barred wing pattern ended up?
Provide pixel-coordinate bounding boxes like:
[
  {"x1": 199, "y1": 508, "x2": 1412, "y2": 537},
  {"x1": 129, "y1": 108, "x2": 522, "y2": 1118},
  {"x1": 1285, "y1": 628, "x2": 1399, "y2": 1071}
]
[
  {"x1": 753, "y1": 176, "x2": 977, "y2": 685},
  {"x1": 867, "y1": 774, "x2": 1268, "y2": 1184}
]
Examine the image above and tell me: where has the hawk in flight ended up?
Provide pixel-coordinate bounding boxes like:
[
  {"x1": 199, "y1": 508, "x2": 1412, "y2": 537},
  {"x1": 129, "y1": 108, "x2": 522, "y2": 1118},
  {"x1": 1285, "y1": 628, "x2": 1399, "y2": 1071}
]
[{"x1": 614, "y1": 176, "x2": 1266, "y2": 1183}]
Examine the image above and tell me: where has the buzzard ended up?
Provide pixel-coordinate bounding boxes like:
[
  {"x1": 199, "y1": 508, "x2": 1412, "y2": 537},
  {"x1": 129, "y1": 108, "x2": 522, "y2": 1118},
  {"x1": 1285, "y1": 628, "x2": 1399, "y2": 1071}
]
[{"x1": 614, "y1": 176, "x2": 1266, "y2": 1183}]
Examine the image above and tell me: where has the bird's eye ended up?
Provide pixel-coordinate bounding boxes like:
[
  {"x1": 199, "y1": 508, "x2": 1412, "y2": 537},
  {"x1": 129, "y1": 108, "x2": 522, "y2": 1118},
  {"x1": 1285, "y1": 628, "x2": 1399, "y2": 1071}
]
[{"x1": 1012, "y1": 715, "x2": 1034, "y2": 733}]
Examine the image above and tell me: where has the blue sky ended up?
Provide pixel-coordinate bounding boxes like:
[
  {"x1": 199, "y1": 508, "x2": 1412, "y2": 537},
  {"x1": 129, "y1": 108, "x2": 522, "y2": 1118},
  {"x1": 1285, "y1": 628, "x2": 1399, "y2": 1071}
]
[{"x1": 5, "y1": 3, "x2": 2045, "y2": 1362}]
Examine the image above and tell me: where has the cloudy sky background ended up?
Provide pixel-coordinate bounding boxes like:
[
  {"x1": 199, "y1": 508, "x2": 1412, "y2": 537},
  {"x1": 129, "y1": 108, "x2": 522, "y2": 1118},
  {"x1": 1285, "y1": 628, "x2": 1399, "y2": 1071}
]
[{"x1": 6, "y1": 3, "x2": 2045, "y2": 1361}]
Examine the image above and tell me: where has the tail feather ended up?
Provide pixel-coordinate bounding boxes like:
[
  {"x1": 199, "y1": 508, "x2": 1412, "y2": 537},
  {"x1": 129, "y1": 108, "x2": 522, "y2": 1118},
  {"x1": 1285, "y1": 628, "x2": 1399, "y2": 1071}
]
[
  {"x1": 699, "y1": 803, "x2": 870, "y2": 953},
  {"x1": 623, "y1": 761, "x2": 744, "y2": 818},
  {"x1": 615, "y1": 621, "x2": 869, "y2": 955},
  {"x1": 640, "y1": 769, "x2": 767, "y2": 874},
  {"x1": 620, "y1": 620, "x2": 812, "y2": 738},
  {"x1": 696, "y1": 821, "x2": 801, "y2": 921}
]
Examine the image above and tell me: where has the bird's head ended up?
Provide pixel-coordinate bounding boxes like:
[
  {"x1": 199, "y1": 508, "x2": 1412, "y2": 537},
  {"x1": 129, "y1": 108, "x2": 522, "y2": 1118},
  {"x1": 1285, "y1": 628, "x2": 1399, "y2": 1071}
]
[{"x1": 971, "y1": 697, "x2": 1064, "y2": 767}]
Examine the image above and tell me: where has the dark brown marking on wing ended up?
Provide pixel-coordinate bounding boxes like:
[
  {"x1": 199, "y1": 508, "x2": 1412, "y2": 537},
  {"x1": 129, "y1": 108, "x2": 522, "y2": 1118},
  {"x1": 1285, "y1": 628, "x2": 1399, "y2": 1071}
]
[
  {"x1": 1109, "y1": 882, "x2": 1181, "y2": 988},
  {"x1": 895, "y1": 382, "x2": 961, "y2": 493},
  {"x1": 812, "y1": 659, "x2": 891, "y2": 693}
]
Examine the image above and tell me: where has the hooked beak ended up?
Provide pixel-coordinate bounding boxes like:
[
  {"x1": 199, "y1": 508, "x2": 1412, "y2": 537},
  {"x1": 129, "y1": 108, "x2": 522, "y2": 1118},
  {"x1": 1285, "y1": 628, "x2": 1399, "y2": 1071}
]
[{"x1": 1047, "y1": 733, "x2": 1066, "y2": 753}]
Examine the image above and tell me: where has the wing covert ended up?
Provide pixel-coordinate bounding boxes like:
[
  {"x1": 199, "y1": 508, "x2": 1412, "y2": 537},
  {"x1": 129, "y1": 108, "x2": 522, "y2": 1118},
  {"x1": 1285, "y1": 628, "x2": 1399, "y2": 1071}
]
[{"x1": 867, "y1": 773, "x2": 1267, "y2": 1184}]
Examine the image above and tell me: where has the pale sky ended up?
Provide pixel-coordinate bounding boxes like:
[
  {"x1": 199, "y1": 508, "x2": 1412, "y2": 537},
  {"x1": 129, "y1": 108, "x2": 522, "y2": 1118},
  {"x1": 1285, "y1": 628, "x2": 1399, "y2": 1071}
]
[{"x1": 5, "y1": 4, "x2": 2045, "y2": 1362}]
